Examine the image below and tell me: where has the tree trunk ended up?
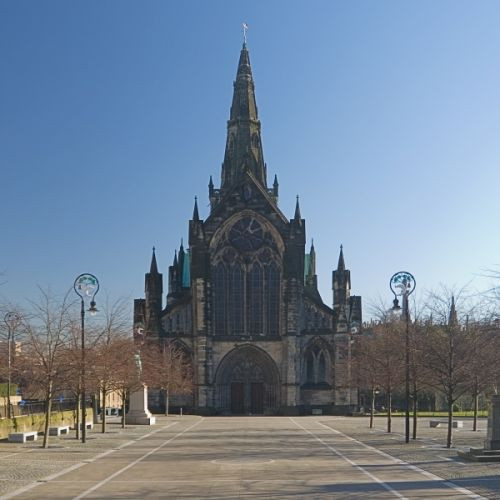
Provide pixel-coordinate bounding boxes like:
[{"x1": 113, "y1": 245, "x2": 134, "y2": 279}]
[
  {"x1": 369, "y1": 388, "x2": 375, "y2": 429},
  {"x1": 92, "y1": 393, "x2": 99, "y2": 424},
  {"x1": 101, "y1": 386, "x2": 107, "y2": 433},
  {"x1": 165, "y1": 388, "x2": 169, "y2": 417},
  {"x1": 43, "y1": 384, "x2": 52, "y2": 449},
  {"x1": 75, "y1": 393, "x2": 80, "y2": 440},
  {"x1": 446, "y1": 394, "x2": 453, "y2": 448},
  {"x1": 121, "y1": 391, "x2": 126, "y2": 429},
  {"x1": 387, "y1": 390, "x2": 392, "y2": 433},
  {"x1": 473, "y1": 383, "x2": 479, "y2": 432}
]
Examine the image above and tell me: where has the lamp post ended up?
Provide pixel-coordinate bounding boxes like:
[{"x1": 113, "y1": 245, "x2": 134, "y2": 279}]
[
  {"x1": 390, "y1": 271, "x2": 416, "y2": 444},
  {"x1": 74, "y1": 273, "x2": 99, "y2": 444},
  {"x1": 3, "y1": 312, "x2": 21, "y2": 419}
]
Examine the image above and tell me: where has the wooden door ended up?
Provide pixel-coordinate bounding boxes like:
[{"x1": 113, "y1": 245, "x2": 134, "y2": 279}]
[
  {"x1": 250, "y1": 383, "x2": 264, "y2": 414},
  {"x1": 230, "y1": 382, "x2": 244, "y2": 414}
]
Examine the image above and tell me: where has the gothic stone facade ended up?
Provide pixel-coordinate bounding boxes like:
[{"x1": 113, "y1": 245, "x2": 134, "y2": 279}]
[{"x1": 134, "y1": 43, "x2": 362, "y2": 415}]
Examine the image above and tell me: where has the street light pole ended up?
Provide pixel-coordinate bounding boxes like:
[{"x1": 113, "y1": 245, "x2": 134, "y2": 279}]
[
  {"x1": 3, "y1": 312, "x2": 21, "y2": 419},
  {"x1": 390, "y1": 272, "x2": 415, "y2": 444},
  {"x1": 403, "y1": 291, "x2": 410, "y2": 444},
  {"x1": 74, "y1": 274, "x2": 99, "y2": 444}
]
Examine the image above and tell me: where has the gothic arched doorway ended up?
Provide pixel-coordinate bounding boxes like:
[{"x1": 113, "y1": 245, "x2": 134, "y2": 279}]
[{"x1": 215, "y1": 345, "x2": 280, "y2": 415}]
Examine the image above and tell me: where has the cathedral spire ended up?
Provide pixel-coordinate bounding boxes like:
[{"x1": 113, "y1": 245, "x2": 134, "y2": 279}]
[
  {"x1": 150, "y1": 246, "x2": 158, "y2": 274},
  {"x1": 449, "y1": 295, "x2": 458, "y2": 326},
  {"x1": 221, "y1": 43, "x2": 266, "y2": 191}
]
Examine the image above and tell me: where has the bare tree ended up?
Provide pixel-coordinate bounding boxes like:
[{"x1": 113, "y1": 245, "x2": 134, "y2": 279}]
[
  {"x1": 142, "y1": 340, "x2": 193, "y2": 416},
  {"x1": 355, "y1": 322, "x2": 404, "y2": 433},
  {"x1": 18, "y1": 289, "x2": 72, "y2": 448},
  {"x1": 59, "y1": 322, "x2": 86, "y2": 439},
  {"x1": 421, "y1": 290, "x2": 478, "y2": 448},
  {"x1": 466, "y1": 317, "x2": 499, "y2": 430},
  {"x1": 352, "y1": 332, "x2": 381, "y2": 429},
  {"x1": 112, "y1": 337, "x2": 142, "y2": 428},
  {"x1": 89, "y1": 297, "x2": 131, "y2": 433}
]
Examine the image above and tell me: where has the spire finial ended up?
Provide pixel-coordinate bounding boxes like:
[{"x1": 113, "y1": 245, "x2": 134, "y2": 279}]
[{"x1": 242, "y1": 22, "x2": 248, "y2": 46}]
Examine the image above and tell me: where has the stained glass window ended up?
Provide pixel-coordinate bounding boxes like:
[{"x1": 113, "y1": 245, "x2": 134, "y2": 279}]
[
  {"x1": 306, "y1": 353, "x2": 314, "y2": 383},
  {"x1": 266, "y1": 262, "x2": 280, "y2": 335},
  {"x1": 230, "y1": 264, "x2": 245, "y2": 334},
  {"x1": 214, "y1": 263, "x2": 226, "y2": 335},
  {"x1": 248, "y1": 263, "x2": 263, "y2": 334},
  {"x1": 318, "y1": 352, "x2": 326, "y2": 382}
]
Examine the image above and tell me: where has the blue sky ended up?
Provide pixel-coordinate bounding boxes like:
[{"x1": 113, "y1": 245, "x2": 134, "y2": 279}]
[{"x1": 1, "y1": 1, "x2": 499, "y2": 316}]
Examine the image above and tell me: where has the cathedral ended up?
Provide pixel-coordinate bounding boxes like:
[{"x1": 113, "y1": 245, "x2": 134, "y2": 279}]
[{"x1": 134, "y1": 41, "x2": 362, "y2": 415}]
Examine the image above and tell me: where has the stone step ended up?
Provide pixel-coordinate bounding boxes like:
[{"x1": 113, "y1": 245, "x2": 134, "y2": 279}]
[
  {"x1": 465, "y1": 448, "x2": 500, "y2": 456},
  {"x1": 457, "y1": 450, "x2": 500, "y2": 462}
]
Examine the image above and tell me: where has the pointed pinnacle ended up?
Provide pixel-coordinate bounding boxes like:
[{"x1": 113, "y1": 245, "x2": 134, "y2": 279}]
[
  {"x1": 150, "y1": 247, "x2": 158, "y2": 274},
  {"x1": 337, "y1": 244, "x2": 345, "y2": 271},
  {"x1": 294, "y1": 195, "x2": 301, "y2": 221},
  {"x1": 193, "y1": 196, "x2": 200, "y2": 221}
]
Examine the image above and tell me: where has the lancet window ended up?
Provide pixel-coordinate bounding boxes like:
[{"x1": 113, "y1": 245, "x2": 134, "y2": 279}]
[{"x1": 304, "y1": 345, "x2": 330, "y2": 385}]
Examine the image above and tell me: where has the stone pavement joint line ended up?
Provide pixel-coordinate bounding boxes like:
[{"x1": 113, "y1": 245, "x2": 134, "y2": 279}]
[
  {"x1": 289, "y1": 417, "x2": 408, "y2": 499},
  {"x1": 72, "y1": 418, "x2": 204, "y2": 500},
  {"x1": 0, "y1": 421, "x2": 179, "y2": 500},
  {"x1": 316, "y1": 420, "x2": 486, "y2": 500}
]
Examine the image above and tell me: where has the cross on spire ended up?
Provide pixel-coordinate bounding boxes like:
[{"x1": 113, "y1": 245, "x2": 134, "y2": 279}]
[{"x1": 242, "y1": 22, "x2": 248, "y2": 46}]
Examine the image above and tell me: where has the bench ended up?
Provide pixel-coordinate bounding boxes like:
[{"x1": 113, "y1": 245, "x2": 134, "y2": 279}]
[
  {"x1": 70, "y1": 421, "x2": 93, "y2": 431},
  {"x1": 8, "y1": 431, "x2": 38, "y2": 443},
  {"x1": 49, "y1": 425, "x2": 70, "y2": 436},
  {"x1": 312, "y1": 409, "x2": 323, "y2": 415},
  {"x1": 429, "y1": 420, "x2": 464, "y2": 428}
]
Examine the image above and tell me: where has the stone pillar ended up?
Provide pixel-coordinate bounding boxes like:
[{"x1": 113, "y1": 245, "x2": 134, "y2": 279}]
[
  {"x1": 126, "y1": 385, "x2": 156, "y2": 425},
  {"x1": 485, "y1": 395, "x2": 500, "y2": 450}
]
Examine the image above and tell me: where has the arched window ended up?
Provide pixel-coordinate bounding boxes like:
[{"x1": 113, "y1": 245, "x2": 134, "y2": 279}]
[
  {"x1": 248, "y1": 263, "x2": 263, "y2": 334},
  {"x1": 266, "y1": 262, "x2": 280, "y2": 335},
  {"x1": 304, "y1": 346, "x2": 329, "y2": 385},
  {"x1": 318, "y1": 352, "x2": 326, "y2": 383},
  {"x1": 306, "y1": 352, "x2": 315, "y2": 383},
  {"x1": 214, "y1": 263, "x2": 226, "y2": 335},
  {"x1": 229, "y1": 264, "x2": 244, "y2": 334}
]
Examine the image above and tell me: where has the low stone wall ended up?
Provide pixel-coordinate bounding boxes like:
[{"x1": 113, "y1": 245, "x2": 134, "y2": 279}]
[{"x1": 0, "y1": 409, "x2": 93, "y2": 440}]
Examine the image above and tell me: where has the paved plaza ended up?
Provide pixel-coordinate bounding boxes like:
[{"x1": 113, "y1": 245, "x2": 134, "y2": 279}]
[{"x1": 1, "y1": 415, "x2": 500, "y2": 499}]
